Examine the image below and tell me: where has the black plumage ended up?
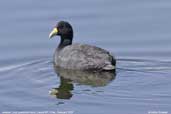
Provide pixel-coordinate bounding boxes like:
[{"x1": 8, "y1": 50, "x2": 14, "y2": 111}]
[{"x1": 49, "y1": 21, "x2": 116, "y2": 71}]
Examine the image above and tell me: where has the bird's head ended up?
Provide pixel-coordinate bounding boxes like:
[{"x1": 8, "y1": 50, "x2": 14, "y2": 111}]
[{"x1": 49, "y1": 21, "x2": 73, "y2": 40}]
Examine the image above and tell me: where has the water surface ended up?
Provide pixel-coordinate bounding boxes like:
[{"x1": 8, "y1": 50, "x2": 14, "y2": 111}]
[{"x1": 0, "y1": 0, "x2": 171, "y2": 114}]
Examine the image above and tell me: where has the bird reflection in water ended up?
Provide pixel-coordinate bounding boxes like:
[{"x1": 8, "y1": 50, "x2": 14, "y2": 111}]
[{"x1": 49, "y1": 65, "x2": 116, "y2": 99}]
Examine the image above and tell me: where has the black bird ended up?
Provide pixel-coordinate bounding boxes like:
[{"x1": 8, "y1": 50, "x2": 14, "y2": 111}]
[{"x1": 49, "y1": 21, "x2": 116, "y2": 71}]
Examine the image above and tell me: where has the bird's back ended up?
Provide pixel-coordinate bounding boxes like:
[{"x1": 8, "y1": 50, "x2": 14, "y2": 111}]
[{"x1": 54, "y1": 43, "x2": 115, "y2": 70}]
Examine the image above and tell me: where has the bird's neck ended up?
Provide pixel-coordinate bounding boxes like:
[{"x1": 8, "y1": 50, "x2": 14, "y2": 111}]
[{"x1": 58, "y1": 36, "x2": 73, "y2": 49}]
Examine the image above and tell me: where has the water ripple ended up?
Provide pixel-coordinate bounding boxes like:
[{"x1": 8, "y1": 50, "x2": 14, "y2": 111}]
[{"x1": 117, "y1": 58, "x2": 171, "y2": 73}]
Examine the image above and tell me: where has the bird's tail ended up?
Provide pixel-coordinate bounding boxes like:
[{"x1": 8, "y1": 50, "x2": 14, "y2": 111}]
[{"x1": 103, "y1": 64, "x2": 115, "y2": 70}]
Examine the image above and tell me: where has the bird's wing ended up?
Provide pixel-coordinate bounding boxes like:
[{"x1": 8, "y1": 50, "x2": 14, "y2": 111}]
[{"x1": 56, "y1": 43, "x2": 114, "y2": 70}]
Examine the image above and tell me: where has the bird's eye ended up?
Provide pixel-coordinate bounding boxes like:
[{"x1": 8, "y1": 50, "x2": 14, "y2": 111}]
[{"x1": 58, "y1": 26, "x2": 64, "y2": 29}]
